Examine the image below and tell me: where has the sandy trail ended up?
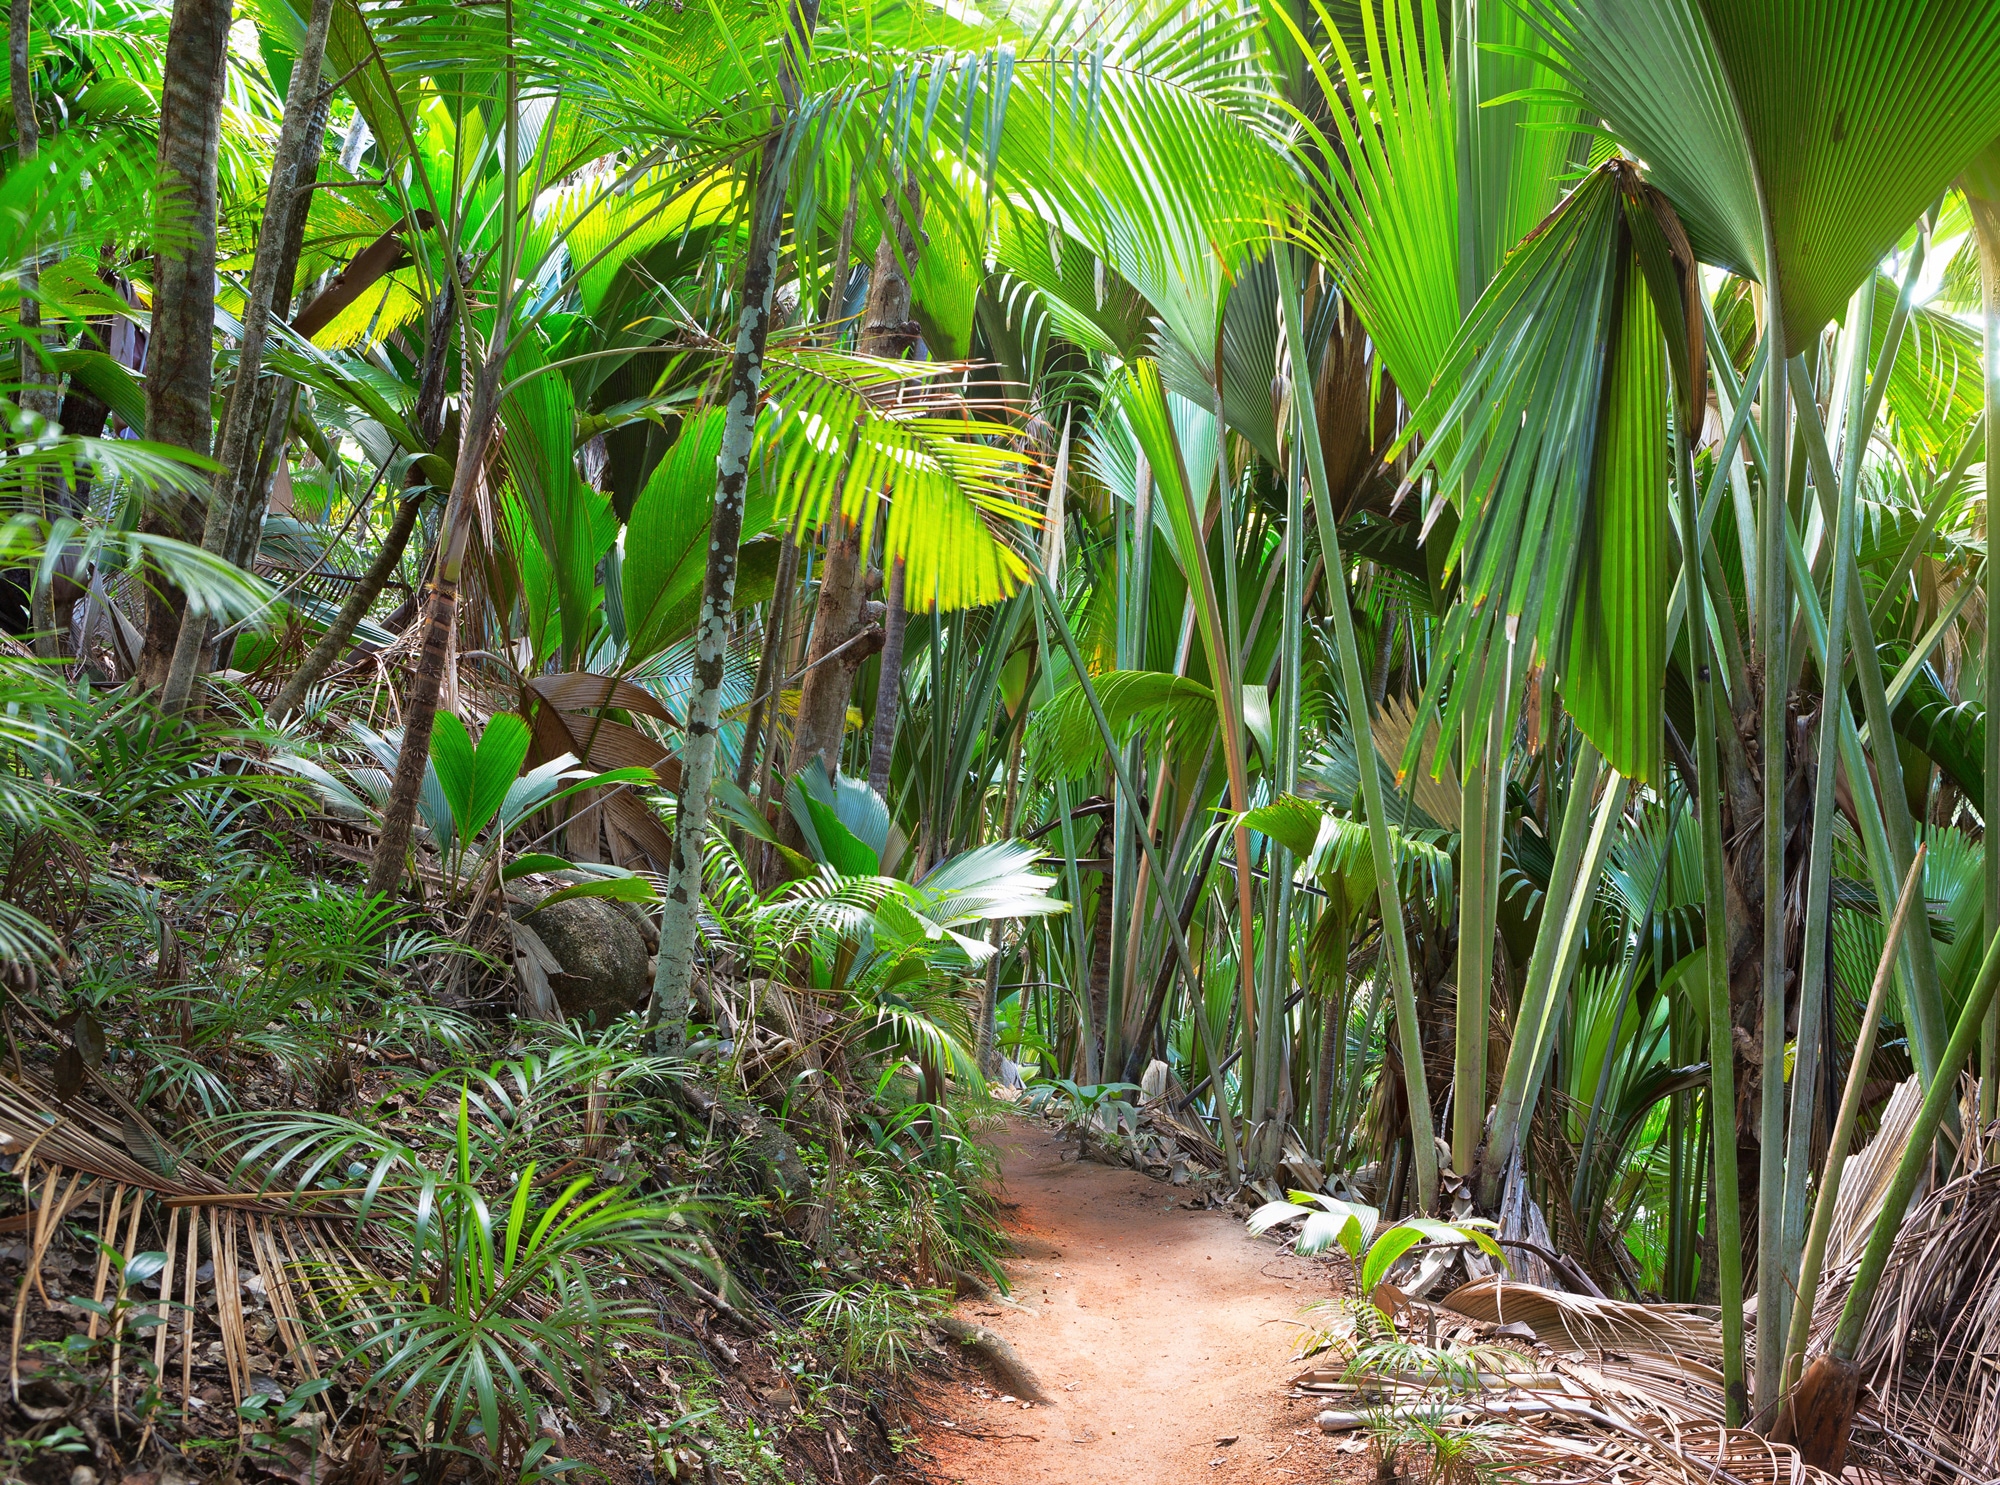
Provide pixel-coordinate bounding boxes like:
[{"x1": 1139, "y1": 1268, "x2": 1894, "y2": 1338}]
[{"x1": 921, "y1": 1115, "x2": 1367, "y2": 1485}]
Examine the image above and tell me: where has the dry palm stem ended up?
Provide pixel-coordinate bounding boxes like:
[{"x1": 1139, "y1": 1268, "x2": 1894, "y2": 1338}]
[{"x1": 1779, "y1": 845, "x2": 1925, "y2": 1392}]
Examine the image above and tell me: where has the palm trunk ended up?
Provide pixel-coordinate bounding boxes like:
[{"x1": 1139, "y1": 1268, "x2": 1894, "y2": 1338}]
[
  {"x1": 784, "y1": 178, "x2": 921, "y2": 794},
  {"x1": 977, "y1": 705, "x2": 1028, "y2": 1075},
  {"x1": 787, "y1": 518, "x2": 872, "y2": 781},
  {"x1": 1452, "y1": 648, "x2": 1506, "y2": 1176},
  {"x1": 138, "y1": 0, "x2": 232, "y2": 690},
  {"x1": 270, "y1": 295, "x2": 456, "y2": 722},
  {"x1": 363, "y1": 364, "x2": 502, "y2": 901},
  {"x1": 1085, "y1": 850, "x2": 1114, "y2": 1075},
  {"x1": 159, "y1": 0, "x2": 335, "y2": 712},
  {"x1": 866, "y1": 558, "x2": 907, "y2": 795},
  {"x1": 646, "y1": 4, "x2": 820, "y2": 1041},
  {"x1": 1675, "y1": 414, "x2": 1750, "y2": 1420}
]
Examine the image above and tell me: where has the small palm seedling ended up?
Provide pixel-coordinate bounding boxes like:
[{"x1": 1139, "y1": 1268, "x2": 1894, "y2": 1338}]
[
  {"x1": 324, "y1": 1093, "x2": 713, "y2": 1476},
  {"x1": 797, "y1": 1280, "x2": 947, "y2": 1381}
]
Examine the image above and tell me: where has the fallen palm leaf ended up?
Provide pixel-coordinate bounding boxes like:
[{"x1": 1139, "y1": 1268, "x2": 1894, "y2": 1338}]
[{"x1": 1437, "y1": 1276, "x2": 1722, "y2": 1358}]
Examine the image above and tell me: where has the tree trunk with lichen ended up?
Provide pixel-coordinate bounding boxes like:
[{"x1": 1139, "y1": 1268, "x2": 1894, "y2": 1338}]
[
  {"x1": 644, "y1": 0, "x2": 821, "y2": 1041},
  {"x1": 137, "y1": 0, "x2": 232, "y2": 690}
]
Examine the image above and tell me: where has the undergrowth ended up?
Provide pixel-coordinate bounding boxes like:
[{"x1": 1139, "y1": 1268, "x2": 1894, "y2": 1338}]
[{"x1": 0, "y1": 665, "x2": 1009, "y2": 1485}]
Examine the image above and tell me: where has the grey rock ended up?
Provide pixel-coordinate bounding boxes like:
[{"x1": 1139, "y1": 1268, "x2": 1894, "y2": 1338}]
[{"x1": 522, "y1": 896, "x2": 651, "y2": 1028}]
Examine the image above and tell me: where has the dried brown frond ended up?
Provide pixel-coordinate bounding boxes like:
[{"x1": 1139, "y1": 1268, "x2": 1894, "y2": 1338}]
[{"x1": 1438, "y1": 1276, "x2": 1722, "y2": 1357}]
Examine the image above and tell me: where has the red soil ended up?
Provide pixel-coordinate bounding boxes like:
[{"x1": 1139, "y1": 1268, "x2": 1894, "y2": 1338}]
[{"x1": 919, "y1": 1116, "x2": 1372, "y2": 1485}]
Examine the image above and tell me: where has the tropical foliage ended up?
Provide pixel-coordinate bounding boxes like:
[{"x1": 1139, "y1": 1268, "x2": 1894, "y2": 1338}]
[{"x1": 9, "y1": 0, "x2": 2000, "y2": 1475}]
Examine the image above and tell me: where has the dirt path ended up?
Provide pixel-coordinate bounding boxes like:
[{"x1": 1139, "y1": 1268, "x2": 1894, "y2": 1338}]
[{"x1": 921, "y1": 1115, "x2": 1367, "y2": 1485}]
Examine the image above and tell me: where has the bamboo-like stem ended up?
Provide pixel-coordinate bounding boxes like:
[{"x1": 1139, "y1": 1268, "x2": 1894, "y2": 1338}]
[
  {"x1": 1032, "y1": 566, "x2": 1239, "y2": 1182},
  {"x1": 1781, "y1": 846, "x2": 1925, "y2": 1391},
  {"x1": 1677, "y1": 411, "x2": 1748, "y2": 1421},
  {"x1": 1753, "y1": 283, "x2": 1792, "y2": 1425}
]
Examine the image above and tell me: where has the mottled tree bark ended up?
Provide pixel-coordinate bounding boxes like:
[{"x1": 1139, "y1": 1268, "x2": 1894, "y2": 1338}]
[
  {"x1": 866, "y1": 557, "x2": 906, "y2": 795},
  {"x1": 137, "y1": 0, "x2": 232, "y2": 689}
]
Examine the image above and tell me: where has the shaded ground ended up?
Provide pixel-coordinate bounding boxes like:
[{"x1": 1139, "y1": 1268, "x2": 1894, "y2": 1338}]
[{"x1": 921, "y1": 1115, "x2": 1370, "y2": 1484}]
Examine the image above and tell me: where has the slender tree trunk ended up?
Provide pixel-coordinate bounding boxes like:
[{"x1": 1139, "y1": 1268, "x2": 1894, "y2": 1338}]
[
  {"x1": 138, "y1": 0, "x2": 233, "y2": 689},
  {"x1": 783, "y1": 175, "x2": 921, "y2": 794},
  {"x1": 785, "y1": 520, "x2": 873, "y2": 782},
  {"x1": 363, "y1": 364, "x2": 503, "y2": 901},
  {"x1": 11, "y1": 0, "x2": 58, "y2": 656},
  {"x1": 733, "y1": 522, "x2": 800, "y2": 794},
  {"x1": 270, "y1": 294, "x2": 455, "y2": 721},
  {"x1": 159, "y1": 0, "x2": 334, "y2": 713},
  {"x1": 866, "y1": 557, "x2": 906, "y2": 794},
  {"x1": 646, "y1": 0, "x2": 821, "y2": 1042}
]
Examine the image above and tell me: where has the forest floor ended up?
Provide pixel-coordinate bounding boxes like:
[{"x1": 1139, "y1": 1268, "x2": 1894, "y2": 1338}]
[{"x1": 919, "y1": 1116, "x2": 1372, "y2": 1484}]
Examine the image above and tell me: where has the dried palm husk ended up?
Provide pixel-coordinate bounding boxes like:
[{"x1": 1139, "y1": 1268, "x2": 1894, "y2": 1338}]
[
  {"x1": 1803, "y1": 1157, "x2": 2000, "y2": 1480},
  {"x1": 1822, "y1": 1076, "x2": 1925, "y2": 1276}
]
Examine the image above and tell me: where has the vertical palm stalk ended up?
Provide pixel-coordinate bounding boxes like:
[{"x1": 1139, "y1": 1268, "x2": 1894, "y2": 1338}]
[
  {"x1": 1752, "y1": 310, "x2": 1791, "y2": 1420},
  {"x1": 1775, "y1": 262, "x2": 1900, "y2": 1374},
  {"x1": 1277, "y1": 247, "x2": 1437, "y2": 1213},
  {"x1": 785, "y1": 176, "x2": 919, "y2": 787},
  {"x1": 734, "y1": 519, "x2": 801, "y2": 794},
  {"x1": 1678, "y1": 417, "x2": 1747, "y2": 1423},
  {"x1": 270, "y1": 294, "x2": 456, "y2": 721},
  {"x1": 1033, "y1": 566, "x2": 1238, "y2": 1185},
  {"x1": 10, "y1": 0, "x2": 58, "y2": 654},
  {"x1": 1787, "y1": 362, "x2": 1951, "y2": 1084},
  {"x1": 1478, "y1": 742, "x2": 1623, "y2": 1208},
  {"x1": 1452, "y1": 649, "x2": 1506, "y2": 1175},
  {"x1": 865, "y1": 557, "x2": 906, "y2": 795},
  {"x1": 363, "y1": 364, "x2": 503, "y2": 900},
  {"x1": 647, "y1": 2, "x2": 820, "y2": 1040},
  {"x1": 1779, "y1": 847, "x2": 1924, "y2": 1394}
]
